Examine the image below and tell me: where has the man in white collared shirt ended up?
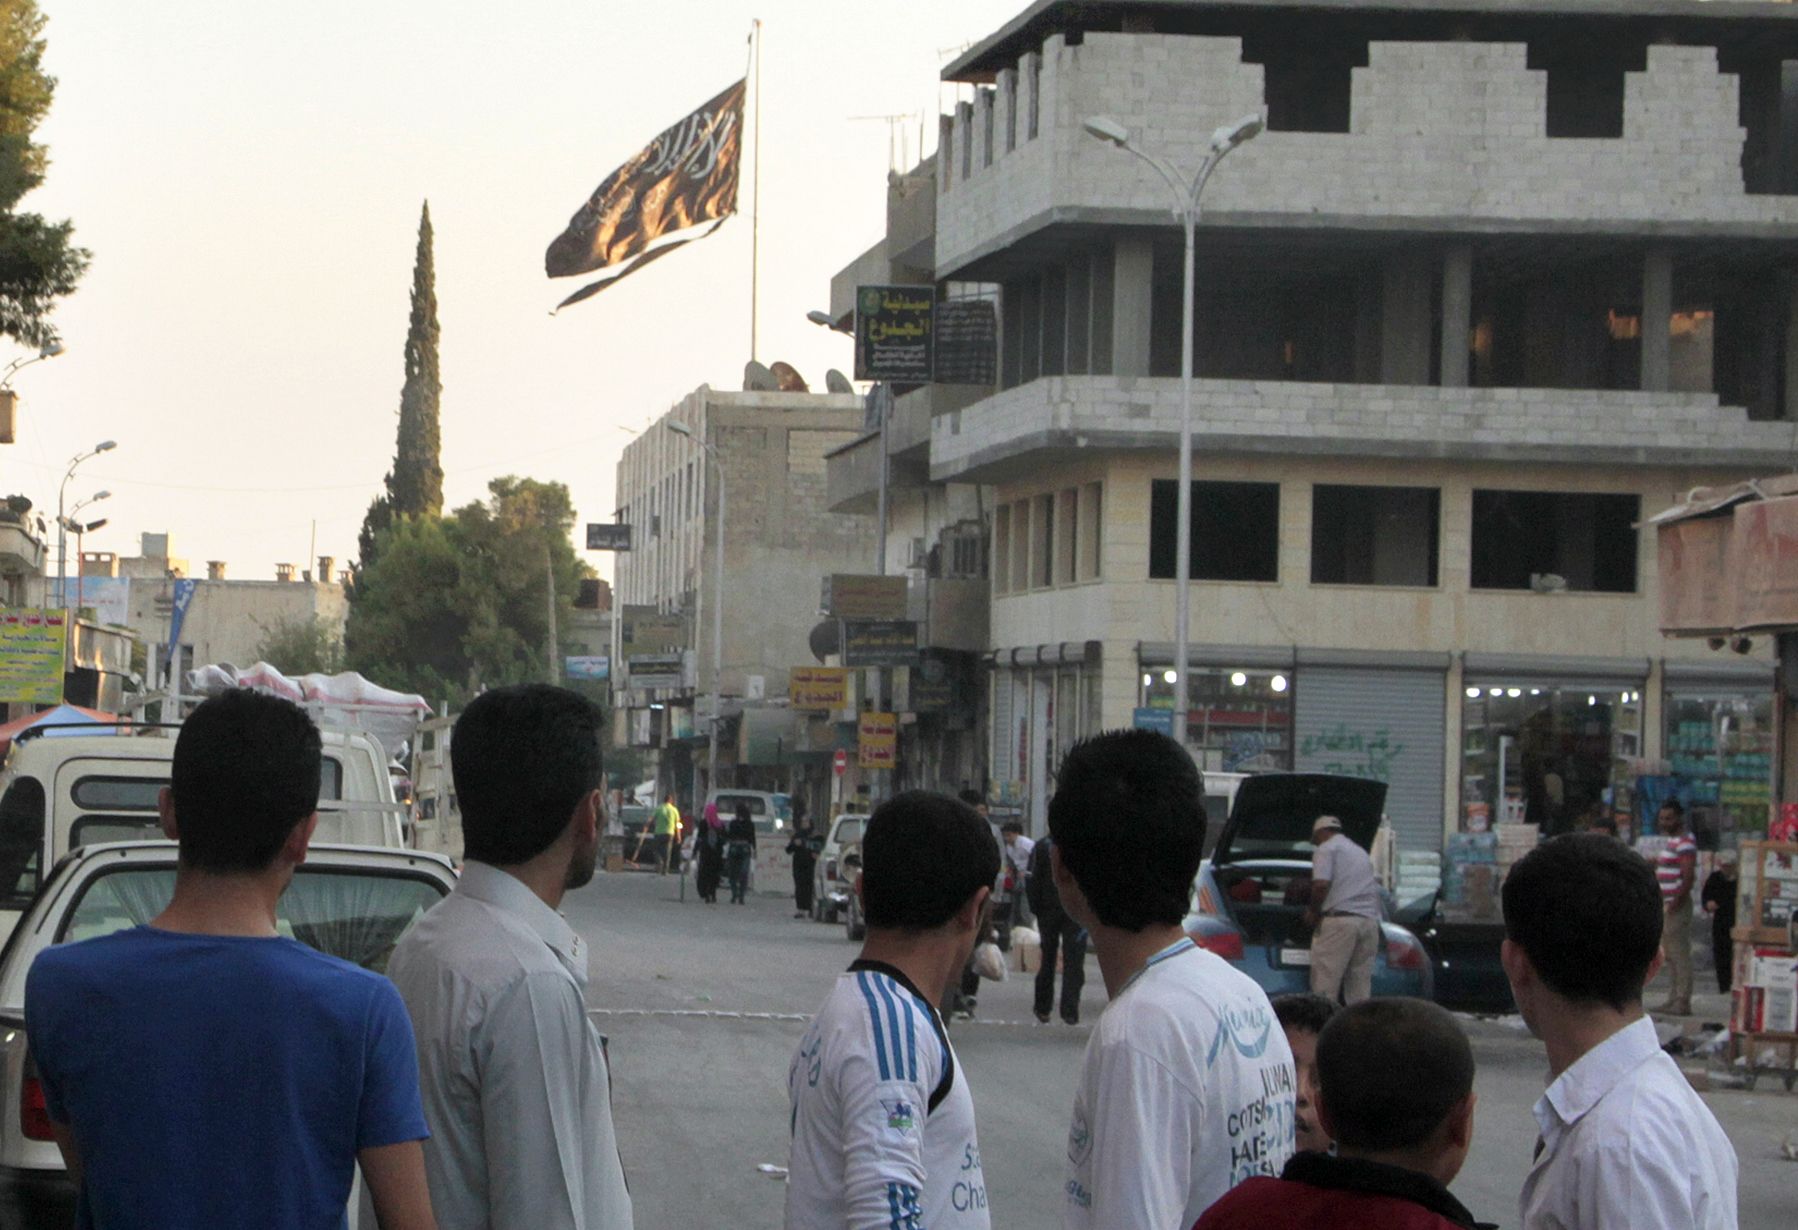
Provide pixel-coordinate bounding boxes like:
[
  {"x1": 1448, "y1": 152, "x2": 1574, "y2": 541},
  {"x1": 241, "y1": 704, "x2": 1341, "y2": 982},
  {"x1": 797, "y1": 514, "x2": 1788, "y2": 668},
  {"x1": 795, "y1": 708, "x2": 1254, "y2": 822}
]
[
  {"x1": 1501, "y1": 833, "x2": 1737, "y2": 1230},
  {"x1": 386, "y1": 684, "x2": 632, "y2": 1229}
]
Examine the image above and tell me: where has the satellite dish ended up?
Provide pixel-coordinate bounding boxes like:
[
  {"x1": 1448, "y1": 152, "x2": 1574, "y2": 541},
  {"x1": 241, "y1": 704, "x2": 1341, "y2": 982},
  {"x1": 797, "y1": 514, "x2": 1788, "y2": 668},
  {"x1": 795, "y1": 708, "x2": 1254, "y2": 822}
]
[
  {"x1": 743, "y1": 361, "x2": 779, "y2": 392},
  {"x1": 808, "y1": 619, "x2": 841, "y2": 663},
  {"x1": 825, "y1": 369, "x2": 854, "y2": 394},
  {"x1": 769, "y1": 361, "x2": 809, "y2": 392}
]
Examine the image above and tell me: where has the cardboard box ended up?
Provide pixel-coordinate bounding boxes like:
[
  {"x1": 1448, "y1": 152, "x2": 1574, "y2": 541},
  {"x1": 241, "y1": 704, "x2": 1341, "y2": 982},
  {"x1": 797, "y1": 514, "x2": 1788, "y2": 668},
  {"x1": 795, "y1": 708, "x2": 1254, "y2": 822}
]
[{"x1": 1750, "y1": 948, "x2": 1798, "y2": 1034}]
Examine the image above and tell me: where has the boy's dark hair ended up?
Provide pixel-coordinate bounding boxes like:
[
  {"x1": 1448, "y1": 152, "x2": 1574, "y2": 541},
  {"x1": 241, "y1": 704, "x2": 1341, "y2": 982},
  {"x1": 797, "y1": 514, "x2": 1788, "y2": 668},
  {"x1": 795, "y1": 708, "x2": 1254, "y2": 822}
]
[
  {"x1": 454, "y1": 685, "x2": 604, "y2": 866},
  {"x1": 1271, "y1": 992, "x2": 1339, "y2": 1037},
  {"x1": 171, "y1": 691, "x2": 322, "y2": 873},
  {"x1": 1502, "y1": 833, "x2": 1662, "y2": 1012},
  {"x1": 1000, "y1": 820, "x2": 1024, "y2": 836},
  {"x1": 1659, "y1": 798, "x2": 1684, "y2": 816},
  {"x1": 957, "y1": 788, "x2": 984, "y2": 807},
  {"x1": 1316, "y1": 998, "x2": 1473, "y2": 1151},
  {"x1": 1048, "y1": 729, "x2": 1205, "y2": 931},
  {"x1": 862, "y1": 791, "x2": 999, "y2": 931}
]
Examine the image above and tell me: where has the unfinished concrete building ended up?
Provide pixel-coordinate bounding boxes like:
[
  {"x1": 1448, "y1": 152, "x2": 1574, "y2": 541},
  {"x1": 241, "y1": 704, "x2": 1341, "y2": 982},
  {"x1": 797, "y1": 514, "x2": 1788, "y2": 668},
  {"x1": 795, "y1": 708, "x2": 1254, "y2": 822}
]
[{"x1": 832, "y1": 0, "x2": 1798, "y2": 851}]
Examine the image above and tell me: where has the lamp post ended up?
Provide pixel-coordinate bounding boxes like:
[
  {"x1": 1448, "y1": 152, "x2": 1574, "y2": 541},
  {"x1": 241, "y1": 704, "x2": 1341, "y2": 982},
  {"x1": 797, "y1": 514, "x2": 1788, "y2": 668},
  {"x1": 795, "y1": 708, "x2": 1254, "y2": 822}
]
[
  {"x1": 1082, "y1": 113, "x2": 1262, "y2": 748},
  {"x1": 58, "y1": 514, "x2": 108, "y2": 612},
  {"x1": 1, "y1": 340, "x2": 65, "y2": 390},
  {"x1": 56, "y1": 442, "x2": 115, "y2": 607},
  {"x1": 667, "y1": 419, "x2": 726, "y2": 797}
]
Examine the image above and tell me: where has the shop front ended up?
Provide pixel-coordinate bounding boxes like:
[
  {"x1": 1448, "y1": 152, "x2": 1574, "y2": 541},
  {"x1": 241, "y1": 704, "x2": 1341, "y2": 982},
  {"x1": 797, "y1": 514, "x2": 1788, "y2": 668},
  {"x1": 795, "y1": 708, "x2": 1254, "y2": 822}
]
[
  {"x1": 1661, "y1": 659, "x2": 1775, "y2": 847},
  {"x1": 1460, "y1": 654, "x2": 1650, "y2": 837},
  {"x1": 1136, "y1": 644, "x2": 1294, "y2": 774}
]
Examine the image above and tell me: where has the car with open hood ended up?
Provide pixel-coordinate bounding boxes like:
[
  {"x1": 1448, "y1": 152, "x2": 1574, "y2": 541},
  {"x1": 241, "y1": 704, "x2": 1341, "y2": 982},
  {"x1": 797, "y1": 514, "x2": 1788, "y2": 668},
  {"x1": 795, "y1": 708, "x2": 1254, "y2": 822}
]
[{"x1": 1182, "y1": 773, "x2": 1432, "y2": 1000}]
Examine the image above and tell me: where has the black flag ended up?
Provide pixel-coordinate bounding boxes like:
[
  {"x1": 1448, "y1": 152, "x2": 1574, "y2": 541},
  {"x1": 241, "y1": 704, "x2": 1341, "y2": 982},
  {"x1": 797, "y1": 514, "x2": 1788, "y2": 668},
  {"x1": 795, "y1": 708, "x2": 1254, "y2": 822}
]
[{"x1": 546, "y1": 79, "x2": 745, "y2": 310}]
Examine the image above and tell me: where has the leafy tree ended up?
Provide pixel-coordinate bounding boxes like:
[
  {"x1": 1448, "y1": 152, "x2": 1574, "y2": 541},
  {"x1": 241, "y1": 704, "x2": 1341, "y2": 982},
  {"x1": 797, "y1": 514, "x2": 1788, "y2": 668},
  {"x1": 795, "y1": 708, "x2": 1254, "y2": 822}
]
[
  {"x1": 0, "y1": 1, "x2": 87, "y2": 348},
  {"x1": 346, "y1": 476, "x2": 595, "y2": 707},
  {"x1": 252, "y1": 615, "x2": 346, "y2": 676},
  {"x1": 358, "y1": 201, "x2": 443, "y2": 567}
]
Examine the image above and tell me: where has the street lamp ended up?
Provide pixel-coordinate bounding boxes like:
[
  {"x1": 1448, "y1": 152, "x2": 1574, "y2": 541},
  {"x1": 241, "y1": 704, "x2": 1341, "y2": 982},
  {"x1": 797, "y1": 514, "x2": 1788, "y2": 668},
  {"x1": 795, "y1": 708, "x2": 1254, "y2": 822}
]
[
  {"x1": 667, "y1": 418, "x2": 727, "y2": 797},
  {"x1": 1, "y1": 339, "x2": 65, "y2": 390},
  {"x1": 1083, "y1": 112, "x2": 1262, "y2": 748},
  {"x1": 56, "y1": 442, "x2": 116, "y2": 608},
  {"x1": 57, "y1": 514, "x2": 108, "y2": 612}
]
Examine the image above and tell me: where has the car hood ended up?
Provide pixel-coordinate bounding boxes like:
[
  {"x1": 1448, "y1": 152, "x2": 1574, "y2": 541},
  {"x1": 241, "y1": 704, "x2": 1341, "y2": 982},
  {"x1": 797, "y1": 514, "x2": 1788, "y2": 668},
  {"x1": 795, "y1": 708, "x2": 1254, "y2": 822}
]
[{"x1": 1211, "y1": 773, "x2": 1387, "y2": 865}]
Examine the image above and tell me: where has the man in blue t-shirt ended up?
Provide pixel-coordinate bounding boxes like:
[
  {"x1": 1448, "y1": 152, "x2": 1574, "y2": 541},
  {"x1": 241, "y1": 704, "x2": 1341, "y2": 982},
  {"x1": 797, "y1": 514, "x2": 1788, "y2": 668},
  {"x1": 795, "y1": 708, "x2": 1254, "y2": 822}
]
[{"x1": 25, "y1": 690, "x2": 436, "y2": 1230}]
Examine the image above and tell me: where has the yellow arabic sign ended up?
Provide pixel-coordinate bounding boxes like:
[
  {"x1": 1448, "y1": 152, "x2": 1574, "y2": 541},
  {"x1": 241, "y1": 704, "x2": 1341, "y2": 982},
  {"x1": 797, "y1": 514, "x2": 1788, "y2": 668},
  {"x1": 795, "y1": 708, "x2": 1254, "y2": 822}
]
[
  {"x1": 858, "y1": 711, "x2": 898, "y2": 769},
  {"x1": 0, "y1": 609, "x2": 68, "y2": 704},
  {"x1": 790, "y1": 666, "x2": 848, "y2": 711}
]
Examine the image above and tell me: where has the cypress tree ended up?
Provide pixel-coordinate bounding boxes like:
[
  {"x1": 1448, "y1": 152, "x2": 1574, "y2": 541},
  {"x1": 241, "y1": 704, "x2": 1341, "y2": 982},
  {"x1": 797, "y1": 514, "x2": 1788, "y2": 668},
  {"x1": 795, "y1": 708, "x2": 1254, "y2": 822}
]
[{"x1": 357, "y1": 201, "x2": 443, "y2": 568}]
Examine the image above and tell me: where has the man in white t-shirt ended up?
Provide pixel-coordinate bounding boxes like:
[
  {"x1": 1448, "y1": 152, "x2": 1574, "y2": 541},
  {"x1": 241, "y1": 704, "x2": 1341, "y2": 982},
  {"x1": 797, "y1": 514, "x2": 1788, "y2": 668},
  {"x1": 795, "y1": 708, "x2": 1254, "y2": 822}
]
[
  {"x1": 1048, "y1": 730, "x2": 1296, "y2": 1230},
  {"x1": 786, "y1": 791, "x2": 1001, "y2": 1229}
]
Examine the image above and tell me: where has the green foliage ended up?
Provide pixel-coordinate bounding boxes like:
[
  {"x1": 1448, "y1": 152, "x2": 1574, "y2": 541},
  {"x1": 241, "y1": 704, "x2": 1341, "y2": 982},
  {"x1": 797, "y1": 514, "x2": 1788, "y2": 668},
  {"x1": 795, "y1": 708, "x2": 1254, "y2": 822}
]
[
  {"x1": 358, "y1": 202, "x2": 442, "y2": 570},
  {"x1": 0, "y1": 1, "x2": 87, "y2": 348},
  {"x1": 253, "y1": 615, "x2": 347, "y2": 676},
  {"x1": 345, "y1": 476, "x2": 596, "y2": 707}
]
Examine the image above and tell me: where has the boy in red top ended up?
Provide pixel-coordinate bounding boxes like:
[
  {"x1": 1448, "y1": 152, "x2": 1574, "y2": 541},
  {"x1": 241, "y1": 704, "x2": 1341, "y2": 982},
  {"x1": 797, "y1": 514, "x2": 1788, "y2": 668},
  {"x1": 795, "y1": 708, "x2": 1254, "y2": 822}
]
[{"x1": 1195, "y1": 998, "x2": 1492, "y2": 1230}]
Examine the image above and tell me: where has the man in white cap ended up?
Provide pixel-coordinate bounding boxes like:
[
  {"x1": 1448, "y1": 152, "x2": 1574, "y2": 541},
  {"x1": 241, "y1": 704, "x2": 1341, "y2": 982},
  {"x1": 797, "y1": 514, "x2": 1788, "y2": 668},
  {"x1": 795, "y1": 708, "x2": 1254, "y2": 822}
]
[{"x1": 1304, "y1": 815, "x2": 1382, "y2": 1005}]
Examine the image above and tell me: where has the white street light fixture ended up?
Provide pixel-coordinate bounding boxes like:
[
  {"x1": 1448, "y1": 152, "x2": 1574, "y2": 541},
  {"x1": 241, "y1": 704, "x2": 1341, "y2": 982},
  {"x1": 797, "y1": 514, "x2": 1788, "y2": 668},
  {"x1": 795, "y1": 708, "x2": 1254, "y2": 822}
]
[
  {"x1": 1, "y1": 338, "x2": 67, "y2": 389},
  {"x1": 1084, "y1": 109, "x2": 1262, "y2": 748},
  {"x1": 668, "y1": 419, "x2": 727, "y2": 797},
  {"x1": 56, "y1": 442, "x2": 119, "y2": 609}
]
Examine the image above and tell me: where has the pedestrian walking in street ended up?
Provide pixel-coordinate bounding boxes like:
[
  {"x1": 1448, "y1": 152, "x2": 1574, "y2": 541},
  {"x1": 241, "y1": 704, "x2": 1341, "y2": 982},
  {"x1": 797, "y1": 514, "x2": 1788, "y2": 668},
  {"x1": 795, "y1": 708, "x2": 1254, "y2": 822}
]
[
  {"x1": 787, "y1": 803, "x2": 823, "y2": 918},
  {"x1": 1305, "y1": 814, "x2": 1383, "y2": 1006},
  {"x1": 694, "y1": 802, "x2": 726, "y2": 904},
  {"x1": 1049, "y1": 729, "x2": 1295, "y2": 1230},
  {"x1": 726, "y1": 800, "x2": 757, "y2": 904},
  {"x1": 996, "y1": 819, "x2": 1035, "y2": 942},
  {"x1": 385, "y1": 684, "x2": 633, "y2": 1230},
  {"x1": 1026, "y1": 833, "x2": 1087, "y2": 1025},
  {"x1": 652, "y1": 792, "x2": 682, "y2": 874},
  {"x1": 1702, "y1": 852, "x2": 1739, "y2": 994},
  {"x1": 1195, "y1": 998, "x2": 1489, "y2": 1230},
  {"x1": 1271, "y1": 993, "x2": 1338, "y2": 1155},
  {"x1": 785, "y1": 790, "x2": 999, "y2": 1229},
  {"x1": 24, "y1": 690, "x2": 437, "y2": 1230},
  {"x1": 1503, "y1": 833, "x2": 1738, "y2": 1230},
  {"x1": 1652, "y1": 799, "x2": 1698, "y2": 1015}
]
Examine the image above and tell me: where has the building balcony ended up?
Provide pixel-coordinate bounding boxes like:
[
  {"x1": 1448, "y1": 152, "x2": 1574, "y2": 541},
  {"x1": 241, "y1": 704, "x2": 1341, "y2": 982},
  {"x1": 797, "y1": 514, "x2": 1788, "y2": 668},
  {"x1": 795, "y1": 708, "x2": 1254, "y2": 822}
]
[
  {"x1": 0, "y1": 518, "x2": 46, "y2": 576},
  {"x1": 826, "y1": 384, "x2": 989, "y2": 513},
  {"x1": 934, "y1": 30, "x2": 1798, "y2": 277},
  {"x1": 928, "y1": 375, "x2": 1794, "y2": 484}
]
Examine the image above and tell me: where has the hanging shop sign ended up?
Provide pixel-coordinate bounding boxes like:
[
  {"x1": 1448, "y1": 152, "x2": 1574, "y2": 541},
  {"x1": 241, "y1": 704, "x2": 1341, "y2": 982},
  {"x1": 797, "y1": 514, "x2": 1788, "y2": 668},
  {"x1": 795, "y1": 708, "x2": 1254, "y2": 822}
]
[
  {"x1": 821, "y1": 574, "x2": 908, "y2": 621},
  {"x1": 0, "y1": 609, "x2": 69, "y2": 704},
  {"x1": 841, "y1": 620, "x2": 919, "y2": 669},
  {"x1": 789, "y1": 666, "x2": 848, "y2": 710},
  {"x1": 854, "y1": 284, "x2": 935, "y2": 382},
  {"x1": 858, "y1": 711, "x2": 898, "y2": 769}
]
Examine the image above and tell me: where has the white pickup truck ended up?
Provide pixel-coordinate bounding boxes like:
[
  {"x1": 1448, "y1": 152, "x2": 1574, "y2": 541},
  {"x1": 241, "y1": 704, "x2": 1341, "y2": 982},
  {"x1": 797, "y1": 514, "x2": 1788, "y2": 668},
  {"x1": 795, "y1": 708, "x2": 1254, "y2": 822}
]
[{"x1": 0, "y1": 722, "x2": 408, "y2": 945}]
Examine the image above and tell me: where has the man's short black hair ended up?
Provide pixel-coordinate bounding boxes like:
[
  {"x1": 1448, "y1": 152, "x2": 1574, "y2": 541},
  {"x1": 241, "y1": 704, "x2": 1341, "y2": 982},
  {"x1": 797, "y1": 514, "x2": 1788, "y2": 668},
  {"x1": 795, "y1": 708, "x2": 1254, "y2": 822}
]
[
  {"x1": 957, "y1": 788, "x2": 984, "y2": 807},
  {"x1": 171, "y1": 690, "x2": 322, "y2": 873},
  {"x1": 454, "y1": 684, "x2": 604, "y2": 866},
  {"x1": 1502, "y1": 833, "x2": 1662, "y2": 1012},
  {"x1": 1000, "y1": 820, "x2": 1024, "y2": 836},
  {"x1": 1316, "y1": 998, "x2": 1474, "y2": 1151},
  {"x1": 862, "y1": 791, "x2": 999, "y2": 931},
  {"x1": 1271, "y1": 992, "x2": 1339, "y2": 1037},
  {"x1": 1048, "y1": 729, "x2": 1205, "y2": 931},
  {"x1": 1659, "y1": 798, "x2": 1684, "y2": 816}
]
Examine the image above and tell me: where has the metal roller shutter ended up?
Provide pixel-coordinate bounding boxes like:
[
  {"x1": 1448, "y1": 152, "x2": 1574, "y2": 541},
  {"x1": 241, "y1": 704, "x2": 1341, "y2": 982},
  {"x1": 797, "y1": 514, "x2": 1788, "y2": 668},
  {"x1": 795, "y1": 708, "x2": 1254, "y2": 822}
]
[
  {"x1": 991, "y1": 667, "x2": 1015, "y2": 786},
  {"x1": 1294, "y1": 666, "x2": 1447, "y2": 853}
]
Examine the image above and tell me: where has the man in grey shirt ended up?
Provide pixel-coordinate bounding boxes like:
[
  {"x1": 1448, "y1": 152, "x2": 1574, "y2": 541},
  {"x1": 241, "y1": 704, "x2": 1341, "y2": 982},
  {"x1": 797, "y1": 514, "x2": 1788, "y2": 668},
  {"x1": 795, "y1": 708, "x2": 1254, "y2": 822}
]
[
  {"x1": 1304, "y1": 814, "x2": 1382, "y2": 1006},
  {"x1": 385, "y1": 684, "x2": 632, "y2": 1229}
]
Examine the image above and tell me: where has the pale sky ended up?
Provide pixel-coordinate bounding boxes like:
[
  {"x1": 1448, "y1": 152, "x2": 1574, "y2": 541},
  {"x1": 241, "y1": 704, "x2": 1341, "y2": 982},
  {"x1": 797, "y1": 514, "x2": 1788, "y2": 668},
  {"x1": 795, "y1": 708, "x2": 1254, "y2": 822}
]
[{"x1": 10, "y1": 0, "x2": 1018, "y2": 584}]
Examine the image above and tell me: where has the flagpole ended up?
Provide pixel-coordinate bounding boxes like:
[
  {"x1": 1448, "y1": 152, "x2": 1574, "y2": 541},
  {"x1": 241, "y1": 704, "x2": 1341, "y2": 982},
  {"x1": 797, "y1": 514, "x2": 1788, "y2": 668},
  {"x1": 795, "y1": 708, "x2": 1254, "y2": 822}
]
[{"x1": 749, "y1": 17, "x2": 762, "y2": 364}]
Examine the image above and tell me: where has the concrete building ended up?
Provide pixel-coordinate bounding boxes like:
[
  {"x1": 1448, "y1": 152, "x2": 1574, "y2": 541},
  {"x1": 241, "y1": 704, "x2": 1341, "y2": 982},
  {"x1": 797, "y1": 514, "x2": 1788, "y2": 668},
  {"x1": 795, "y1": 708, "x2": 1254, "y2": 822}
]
[
  {"x1": 48, "y1": 535, "x2": 350, "y2": 679},
  {"x1": 609, "y1": 384, "x2": 876, "y2": 805},
  {"x1": 829, "y1": 0, "x2": 1798, "y2": 850}
]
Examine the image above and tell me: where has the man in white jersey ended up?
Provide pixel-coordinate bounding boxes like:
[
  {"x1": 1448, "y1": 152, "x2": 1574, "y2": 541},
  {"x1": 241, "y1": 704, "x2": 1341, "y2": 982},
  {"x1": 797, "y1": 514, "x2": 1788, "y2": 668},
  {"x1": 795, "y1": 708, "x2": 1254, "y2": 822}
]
[
  {"x1": 787, "y1": 790, "x2": 1001, "y2": 1230},
  {"x1": 1048, "y1": 730, "x2": 1296, "y2": 1230}
]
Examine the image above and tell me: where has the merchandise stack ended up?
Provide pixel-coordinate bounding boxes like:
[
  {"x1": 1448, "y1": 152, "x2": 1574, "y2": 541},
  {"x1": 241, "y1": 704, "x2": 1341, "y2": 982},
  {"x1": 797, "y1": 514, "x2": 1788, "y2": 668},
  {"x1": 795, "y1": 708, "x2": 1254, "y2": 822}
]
[
  {"x1": 1729, "y1": 840, "x2": 1798, "y2": 1088},
  {"x1": 1441, "y1": 832, "x2": 1499, "y2": 921}
]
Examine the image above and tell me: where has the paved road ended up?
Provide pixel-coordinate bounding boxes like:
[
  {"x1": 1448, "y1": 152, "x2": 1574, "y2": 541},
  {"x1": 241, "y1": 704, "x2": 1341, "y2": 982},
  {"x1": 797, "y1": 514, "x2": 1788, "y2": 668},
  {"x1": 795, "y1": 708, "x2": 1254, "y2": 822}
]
[{"x1": 567, "y1": 869, "x2": 1796, "y2": 1229}]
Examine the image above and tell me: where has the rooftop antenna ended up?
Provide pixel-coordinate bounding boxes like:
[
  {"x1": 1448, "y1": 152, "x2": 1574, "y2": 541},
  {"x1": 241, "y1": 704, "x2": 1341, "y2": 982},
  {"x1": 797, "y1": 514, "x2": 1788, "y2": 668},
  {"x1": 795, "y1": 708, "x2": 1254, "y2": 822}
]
[{"x1": 851, "y1": 113, "x2": 922, "y2": 174}]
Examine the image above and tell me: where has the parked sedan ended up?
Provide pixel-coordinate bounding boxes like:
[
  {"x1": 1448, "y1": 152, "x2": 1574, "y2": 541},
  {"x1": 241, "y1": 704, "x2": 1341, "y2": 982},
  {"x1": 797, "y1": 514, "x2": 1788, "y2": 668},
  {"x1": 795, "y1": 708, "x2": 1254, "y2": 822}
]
[
  {"x1": 1182, "y1": 774, "x2": 1433, "y2": 1002},
  {"x1": 0, "y1": 841, "x2": 458, "y2": 1227}
]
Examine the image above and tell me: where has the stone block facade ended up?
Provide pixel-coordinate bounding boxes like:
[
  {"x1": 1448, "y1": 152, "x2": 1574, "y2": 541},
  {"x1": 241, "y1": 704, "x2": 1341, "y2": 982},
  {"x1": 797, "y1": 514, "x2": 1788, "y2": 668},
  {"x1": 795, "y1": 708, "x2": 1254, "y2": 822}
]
[{"x1": 935, "y1": 32, "x2": 1798, "y2": 273}]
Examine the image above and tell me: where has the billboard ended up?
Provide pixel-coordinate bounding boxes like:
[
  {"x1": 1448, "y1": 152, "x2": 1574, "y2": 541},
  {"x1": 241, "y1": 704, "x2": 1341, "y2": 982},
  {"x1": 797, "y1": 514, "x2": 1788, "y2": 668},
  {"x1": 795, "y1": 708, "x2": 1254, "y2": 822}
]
[
  {"x1": 564, "y1": 655, "x2": 610, "y2": 681},
  {"x1": 586, "y1": 523, "x2": 633, "y2": 552},
  {"x1": 0, "y1": 609, "x2": 68, "y2": 704},
  {"x1": 821, "y1": 574, "x2": 908, "y2": 621},
  {"x1": 854, "y1": 285, "x2": 935, "y2": 383},
  {"x1": 841, "y1": 620, "x2": 919, "y2": 668}
]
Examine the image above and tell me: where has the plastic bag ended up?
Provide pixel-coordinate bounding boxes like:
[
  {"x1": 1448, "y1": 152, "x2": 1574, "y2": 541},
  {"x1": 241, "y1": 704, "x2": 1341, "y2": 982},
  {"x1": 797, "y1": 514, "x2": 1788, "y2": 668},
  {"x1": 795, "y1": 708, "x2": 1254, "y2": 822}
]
[
  {"x1": 1010, "y1": 926, "x2": 1041, "y2": 950},
  {"x1": 972, "y1": 941, "x2": 1008, "y2": 982}
]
